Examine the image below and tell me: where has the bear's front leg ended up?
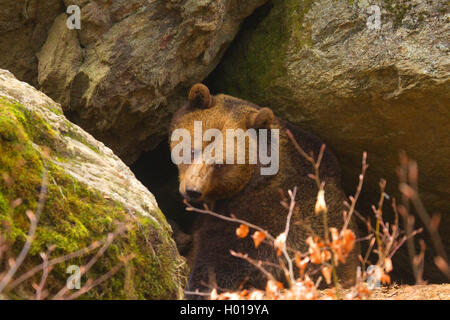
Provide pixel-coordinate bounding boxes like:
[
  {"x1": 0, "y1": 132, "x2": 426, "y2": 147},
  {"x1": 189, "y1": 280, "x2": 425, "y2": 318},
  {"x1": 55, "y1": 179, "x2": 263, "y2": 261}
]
[{"x1": 185, "y1": 216, "x2": 265, "y2": 299}]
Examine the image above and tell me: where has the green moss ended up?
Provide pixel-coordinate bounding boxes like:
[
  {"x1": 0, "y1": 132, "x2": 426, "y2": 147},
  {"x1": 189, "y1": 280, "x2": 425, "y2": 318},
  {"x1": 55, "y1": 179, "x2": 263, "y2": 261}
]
[
  {"x1": 46, "y1": 105, "x2": 64, "y2": 116},
  {"x1": 0, "y1": 98, "x2": 187, "y2": 299},
  {"x1": 0, "y1": 193, "x2": 7, "y2": 213},
  {"x1": 286, "y1": 0, "x2": 314, "y2": 48},
  {"x1": 62, "y1": 130, "x2": 100, "y2": 154},
  {"x1": 0, "y1": 97, "x2": 56, "y2": 147},
  {"x1": 384, "y1": 0, "x2": 415, "y2": 27},
  {"x1": 61, "y1": 120, "x2": 100, "y2": 154},
  {"x1": 208, "y1": 0, "x2": 313, "y2": 104}
]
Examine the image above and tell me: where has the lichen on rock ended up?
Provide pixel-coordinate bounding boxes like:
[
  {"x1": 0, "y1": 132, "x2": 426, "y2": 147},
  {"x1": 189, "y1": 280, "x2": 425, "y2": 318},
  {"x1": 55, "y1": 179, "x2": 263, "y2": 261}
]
[{"x1": 0, "y1": 69, "x2": 187, "y2": 299}]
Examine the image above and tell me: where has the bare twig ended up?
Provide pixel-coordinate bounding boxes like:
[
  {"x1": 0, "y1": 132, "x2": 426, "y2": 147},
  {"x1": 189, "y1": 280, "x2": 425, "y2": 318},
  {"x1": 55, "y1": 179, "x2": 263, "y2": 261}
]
[
  {"x1": 282, "y1": 187, "x2": 297, "y2": 285},
  {"x1": 398, "y1": 152, "x2": 450, "y2": 280},
  {"x1": 284, "y1": 187, "x2": 297, "y2": 240},
  {"x1": 184, "y1": 290, "x2": 214, "y2": 297},
  {"x1": 230, "y1": 250, "x2": 276, "y2": 282},
  {"x1": 0, "y1": 168, "x2": 48, "y2": 293},
  {"x1": 64, "y1": 254, "x2": 134, "y2": 300},
  {"x1": 286, "y1": 130, "x2": 324, "y2": 190},
  {"x1": 35, "y1": 251, "x2": 51, "y2": 300},
  {"x1": 286, "y1": 130, "x2": 344, "y2": 296},
  {"x1": 184, "y1": 200, "x2": 276, "y2": 242},
  {"x1": 374, "y1": 179, "x2": 386, "y2": 261},
  {"x1": 52, "y1": 224, "x2": 129, "y2": 300},
  {"x1": 388, "y1": 228, "x2": 423, "y2": 259},
  {"x1": 342, "y1": 152, "x2": 368, "y2": 232},
  {"x1": 7, "y1": 240, "x2": 102, "y2": 291}
]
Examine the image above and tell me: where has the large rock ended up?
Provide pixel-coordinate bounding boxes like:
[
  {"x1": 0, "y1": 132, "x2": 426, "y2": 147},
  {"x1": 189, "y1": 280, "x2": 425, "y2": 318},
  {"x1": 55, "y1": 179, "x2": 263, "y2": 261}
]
[
  {"x1": 30, "y1": 0, "x2": 267, "y2": 162},
  {"x1": 0, "y1": 69, "x2": 187, "y2": 299},
  {"x1": 0, "y1": 0, "x2": 64, "y2": 85},
  {"x1": 207, "y1": 0, "x2": 449, "y2": 281}
]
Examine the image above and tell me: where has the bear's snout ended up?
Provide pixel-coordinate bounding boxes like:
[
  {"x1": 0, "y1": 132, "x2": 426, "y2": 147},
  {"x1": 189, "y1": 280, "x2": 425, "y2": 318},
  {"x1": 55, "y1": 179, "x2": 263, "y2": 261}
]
[
  {"x1": 185, "y1": 188, "x2": 203, "y2": 202},
  {"x1": 179, "y1": 163, "x2": 213, "y2": 202}
]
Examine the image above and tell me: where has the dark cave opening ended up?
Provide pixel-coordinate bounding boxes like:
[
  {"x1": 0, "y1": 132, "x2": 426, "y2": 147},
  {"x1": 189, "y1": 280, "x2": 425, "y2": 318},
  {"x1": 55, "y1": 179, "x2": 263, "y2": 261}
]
[{"x1": 130, "y1": 138, "x2": 197, "y2": 256}]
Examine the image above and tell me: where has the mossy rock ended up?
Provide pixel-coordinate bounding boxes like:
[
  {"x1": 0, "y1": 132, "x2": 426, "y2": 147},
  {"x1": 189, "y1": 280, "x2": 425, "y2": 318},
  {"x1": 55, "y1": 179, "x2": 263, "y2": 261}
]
[{"x1": 0, "y1": 70, "x2": 188, "y2": 299}]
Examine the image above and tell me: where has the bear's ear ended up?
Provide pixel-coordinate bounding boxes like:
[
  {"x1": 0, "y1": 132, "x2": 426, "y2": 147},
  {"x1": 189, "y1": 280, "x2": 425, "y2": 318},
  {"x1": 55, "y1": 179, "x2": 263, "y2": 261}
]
[
  {"x1": 247, "y1": 107, "x2": 274, "y2": 129},
  {"x1": 188, "y1": 83, "x2": 213, "y2": 109}
]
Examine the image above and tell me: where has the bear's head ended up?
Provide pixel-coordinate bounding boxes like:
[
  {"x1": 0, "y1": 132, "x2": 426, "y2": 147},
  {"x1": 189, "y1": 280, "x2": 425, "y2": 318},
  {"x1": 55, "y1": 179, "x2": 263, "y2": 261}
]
[{"x1": 169, "y1": 84, "x2": 275, "y2": 203}]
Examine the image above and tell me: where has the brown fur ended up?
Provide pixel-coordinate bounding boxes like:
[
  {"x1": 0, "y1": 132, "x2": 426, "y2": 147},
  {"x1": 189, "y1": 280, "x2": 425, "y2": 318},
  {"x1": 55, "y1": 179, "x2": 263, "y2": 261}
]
[{"x1": 169, "y1": 84, "x2": 360, "y2": 296}]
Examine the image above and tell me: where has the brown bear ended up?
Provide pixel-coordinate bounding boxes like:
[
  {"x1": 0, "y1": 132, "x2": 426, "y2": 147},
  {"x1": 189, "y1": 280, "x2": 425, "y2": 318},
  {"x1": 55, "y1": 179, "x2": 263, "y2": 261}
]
[{"x1": 169, "y1": 84, "x2": 359, "y2": 296}]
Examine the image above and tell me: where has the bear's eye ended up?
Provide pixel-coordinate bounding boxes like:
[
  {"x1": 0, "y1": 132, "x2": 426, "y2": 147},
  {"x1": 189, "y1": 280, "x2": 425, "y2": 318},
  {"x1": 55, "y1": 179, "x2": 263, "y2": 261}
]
[
  {"x1": 191, "y1": 149, "x2": 195, "y2": 162},
  {"x1": 215, "y1": 163, "x2": 225, "y2": 169}
]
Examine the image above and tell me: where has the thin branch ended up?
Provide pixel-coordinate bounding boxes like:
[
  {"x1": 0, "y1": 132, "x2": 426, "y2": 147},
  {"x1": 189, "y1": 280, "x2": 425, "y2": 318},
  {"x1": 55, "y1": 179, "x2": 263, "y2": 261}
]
[
  {"x1": 35, "y1": 252, "x2": 51, "y2": 300},
  {"x1": 342, "y1": 152, "x2": 368, "y2": 232},
  {"x1": 52, "y1": 224, "x2": 128, "y2": 300},
  {"x1": 389, "y1": 229, "x2": 423, "y2": 259},
  {"x1": 282, "y1": 187, "x2": 297, "y2": 285},
  {"x1": 284, "y1": 187, "x2": 297, "y2": 238},
  {"x1": 184, "y1": 290, "x2": 214, "y2": 297},
  {"x1": 7, "y1": 240, "x2": 102, "y2": 291},
  {"x1": 230, "y1": 250, "x2": 276, "y2": 282},
  {"x1": 374, "y1": 179, "x2": 386, "y2": 262},
  {"x1": 64, "y1": 254, "x2": 134, "y2": 300},
  {"x1": 184, "y1": 200, "x2": 276, "y2": 242},
  {"x1": 286, "y1": 129, "x2": 323, "y2": 189},
  {"x1": 0, "y1": 168, "x2": 48, "y2": 293},
  {"x1": 398, "y1": 152, "x2": 449, "y2": 280},
  {"x1": 399, "y1": 182, "x2": 449, "y2": 279}
]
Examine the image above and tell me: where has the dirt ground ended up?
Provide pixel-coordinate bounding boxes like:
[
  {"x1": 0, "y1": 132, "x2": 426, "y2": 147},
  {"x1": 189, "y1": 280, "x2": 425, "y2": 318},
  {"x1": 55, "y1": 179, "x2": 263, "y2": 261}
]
[{"x1": 368, "y1": 283, "x2": 450, "y2": 300}]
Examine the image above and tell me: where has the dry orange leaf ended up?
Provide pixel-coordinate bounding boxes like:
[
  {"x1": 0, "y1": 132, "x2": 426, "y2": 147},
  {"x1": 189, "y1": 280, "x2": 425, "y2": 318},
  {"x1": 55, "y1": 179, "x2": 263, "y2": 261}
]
[
  {"x1": 303, "y1": 275, "x2": 315, "y2": 289},
  {"x1": 274, "y1": 232, "x2": 287, "y2": 256},
  {"x1": 265, "y1": 280, "x2": 284, "y2": 298},
  {"x1": 322, "y1": 250, "x2": 332, "y2": 262},
  {"x1": 294, "y1": 253, "x2": 309, "y2": 277},
  {"x1": 307, "y1": 236, "x2": 326, "y2": 264},
  {"x1": 384, "y1": 257, "x2": 393, "y2": 273},
  {"x1": 341, "y1": 229, "x2": 356, "y2": 253},
  {"x1": 236, "y1": 224, "x2": 249, "y2": 238},
  {"x1": 380, "y1": 272, "x2": 391, "y2": 285},
  {"x1": 252, "y1": 231, "x2": 266, "y2": 248},
  {"x1": 358, "y1": 285, "x2": 371, "y2": 298},
  {"x1": 329, "y1": 227, "x2": 339, "y2": 242},
  {"x1": 210, "y1": 288, "x2": 218, "y2": 300},
  {"x1": 314, "y1": 189, "x2": 327, "y2": 215},
  {"x1": 321, "y1": 266, "x2": 332, "y2": 284},
  {"x1": 329, "y1": 229, "x2": 356, "y2": 265}
]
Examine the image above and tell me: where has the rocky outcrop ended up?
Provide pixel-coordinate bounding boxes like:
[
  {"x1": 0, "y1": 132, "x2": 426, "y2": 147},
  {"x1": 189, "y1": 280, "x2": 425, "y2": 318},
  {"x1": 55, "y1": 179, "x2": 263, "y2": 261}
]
[
  {"x1": 0, "y1": 0, "x2": 268, "y2": 163},
  {"x1": 0, "y1": 0, "x2": 64, "y2": 86},
  {"x1": 0, "y1": 69, "x2": 187, "y2": 299},
  {"x1": 207, "y1": 0, "x2": 449, "y2": 281}
]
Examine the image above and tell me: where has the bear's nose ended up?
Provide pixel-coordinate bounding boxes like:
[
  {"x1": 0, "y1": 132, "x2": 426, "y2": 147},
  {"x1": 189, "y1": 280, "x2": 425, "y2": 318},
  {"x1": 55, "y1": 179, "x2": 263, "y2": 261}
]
[{"x1": 185, "y1": 188, "x2": 202, "y2": 201}]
